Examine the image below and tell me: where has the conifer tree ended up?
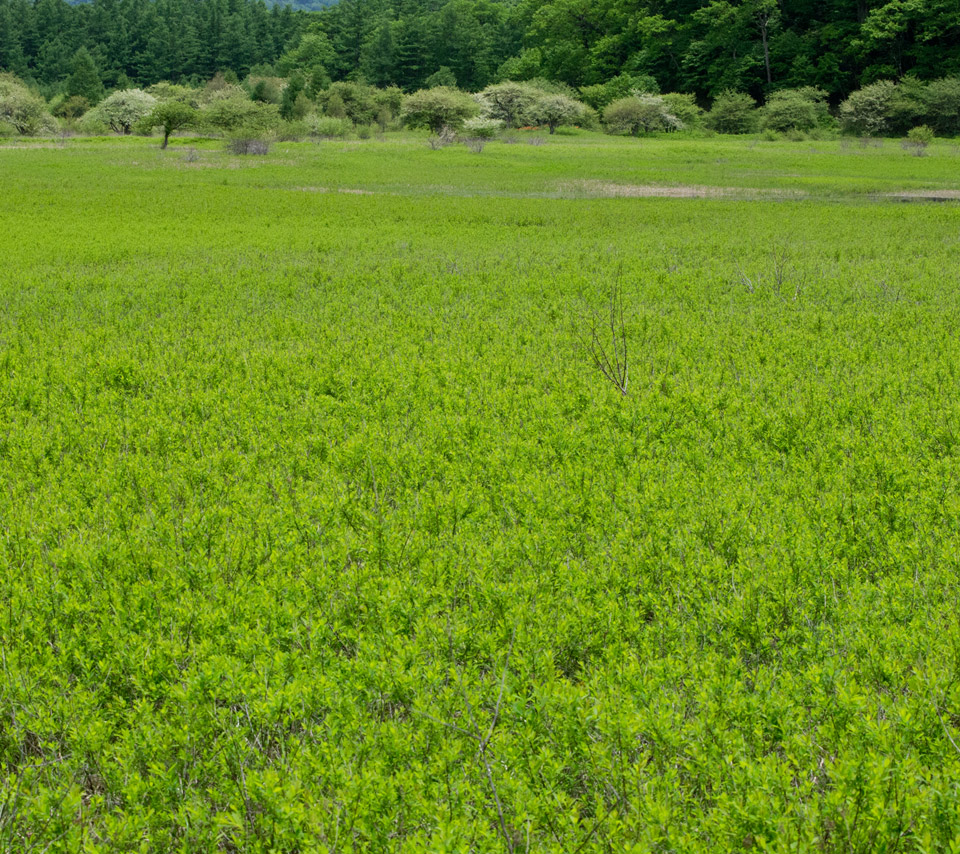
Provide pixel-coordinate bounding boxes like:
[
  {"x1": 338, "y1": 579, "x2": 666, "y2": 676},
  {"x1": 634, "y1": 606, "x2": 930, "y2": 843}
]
[{"x1": 66, "y1": 47, "x2": 104, "y2": 105}]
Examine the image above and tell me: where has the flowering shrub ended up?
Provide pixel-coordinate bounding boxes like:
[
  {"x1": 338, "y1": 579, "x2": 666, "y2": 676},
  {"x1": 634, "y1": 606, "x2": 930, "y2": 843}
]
[
  {"x1": 461, "y1": 116, "x2": 503, "y2": 139},
  {"x1": 89, "y1": 89, "x2": 157, "y2": 135}
]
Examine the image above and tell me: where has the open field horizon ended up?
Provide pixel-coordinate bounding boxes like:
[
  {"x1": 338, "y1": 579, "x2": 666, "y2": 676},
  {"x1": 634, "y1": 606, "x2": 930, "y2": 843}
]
[
  {"x1": 2, "y1": 134, "x2": 960, "y2": 851},
  {"x1": 5, "y1": 131, "x2": 960, "y2": 200}
]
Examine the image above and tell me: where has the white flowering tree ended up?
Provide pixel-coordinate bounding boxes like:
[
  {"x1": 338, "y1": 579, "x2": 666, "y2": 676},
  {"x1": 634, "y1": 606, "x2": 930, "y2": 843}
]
[
  {"x1": 401, "y1": 87, "x2": 479, "y2": 133},
  {"x1": 477, "y1": 82, "x2": 539, "y2": 128},
  {"x1": 0, "y1": 75, "x2": 57, "y2": 135},
  {"x1": 89, "y1": 89, "x2": 158, "y2": 135},
  {"x1": 527, "y1": 93, "x2": 586, "y2": 134},
  {"x1": 604, "y1": 94, "x2": 683, "y2": 136}
]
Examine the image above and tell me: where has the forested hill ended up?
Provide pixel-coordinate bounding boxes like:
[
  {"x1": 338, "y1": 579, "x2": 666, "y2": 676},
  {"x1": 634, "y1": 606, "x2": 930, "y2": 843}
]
[
  {"x1": 2, "y1": 0, "x2": 960, "y2": 99},
  {"x1": 60, "y1": 0, "x2": 337, "y2": 8},
  {"x1": 316, "y1": 0, "x2": 960, "y2": 96},
  {"x1": 0, "y1": 0, "x2": 307, "y2": 88}
]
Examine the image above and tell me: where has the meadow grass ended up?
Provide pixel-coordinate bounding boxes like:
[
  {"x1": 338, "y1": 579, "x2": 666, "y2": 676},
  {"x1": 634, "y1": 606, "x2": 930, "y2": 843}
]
[{"x1": 2, "y1": 133, "x2": 960, "y2": 851}]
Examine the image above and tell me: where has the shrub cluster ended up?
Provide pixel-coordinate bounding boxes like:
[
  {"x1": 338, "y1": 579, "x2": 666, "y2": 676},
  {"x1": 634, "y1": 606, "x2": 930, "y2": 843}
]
[
  {"x1": 3, "y1": 68, "x2": 960, "y2": 146},
  {"x1": 839, "y1": 77, "x2": 960, "y2": 137},
  {"x1": 705, "y1": 91, "x2": 758, "y2": 134},
  {"x1": 226, "y1": 137, "x2": 271, "y2": 155},
  {"x1": 604, "y1": 94, "x2": 685, "y2": 135},
  {"x1": 761, "y1": 88, "x2": 830, "y2": 133},
  {"x1": 0, "y1": 73, "x2": 58, "y2": 135}
]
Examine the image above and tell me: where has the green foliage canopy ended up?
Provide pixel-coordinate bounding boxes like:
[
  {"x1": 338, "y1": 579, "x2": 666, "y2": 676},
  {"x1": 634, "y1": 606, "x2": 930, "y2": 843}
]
[
  {"x1": 401, "y1": 85, "x2": 479, "y2": 132},
  {"x1": 706, "y1": 90, "x2": 758, "y2": 134},
  {"x1": 0, "y1": 73, "x2": 56, "y2": 134},
  {"x1": 140, "y1": 100, "x2": 198, "y2": 147}
]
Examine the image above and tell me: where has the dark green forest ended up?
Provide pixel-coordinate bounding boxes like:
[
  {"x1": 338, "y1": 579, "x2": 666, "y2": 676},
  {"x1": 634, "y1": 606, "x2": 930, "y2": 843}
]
[
  {"x1": 0, "y1": 0, "x2": 303, "y2": 89},
  {"x1": 2, "y1": 0, "x2": 960, "y2": 101}
]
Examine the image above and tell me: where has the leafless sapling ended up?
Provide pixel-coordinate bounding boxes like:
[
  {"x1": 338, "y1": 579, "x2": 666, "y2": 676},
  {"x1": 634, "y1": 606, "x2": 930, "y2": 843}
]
[{"x1": 582, "y1": 272, "x2": 629, "y2": 396}]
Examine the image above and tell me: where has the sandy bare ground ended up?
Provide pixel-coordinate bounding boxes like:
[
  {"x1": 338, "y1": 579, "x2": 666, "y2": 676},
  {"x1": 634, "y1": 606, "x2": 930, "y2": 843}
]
[
  {"x1": 284, "y1": 181, "x2": 960, "y2": 202},
  {"x1": 291, "y1": 186, "x2": 374, "y2": 195},
  {"x1": 564, "y1": 180, "x2": 960, "y2": 202},
  {"x1": 567, "y1": 180, "x2": 802, "y2": 199}
]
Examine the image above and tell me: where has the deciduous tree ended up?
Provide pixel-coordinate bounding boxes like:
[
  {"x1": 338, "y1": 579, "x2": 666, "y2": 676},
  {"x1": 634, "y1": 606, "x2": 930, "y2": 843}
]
[{"x1": 141, "y1": 100, "x2": 197, "y2": 148}]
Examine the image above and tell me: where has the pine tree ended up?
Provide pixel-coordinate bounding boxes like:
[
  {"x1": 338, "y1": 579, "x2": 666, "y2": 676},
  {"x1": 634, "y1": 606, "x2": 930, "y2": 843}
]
[
  {"x1": 0, "y1": 1, "x2": 29, "y2": 75},
  {"x1": 36, "y1": 34, "x2": 72, "y2": 85},
  {"x1": 392, "y1": 17, "x2": 427, "y2": 91},
  {"x1": 219, "y1": 12, "x2": 254, "y2": 75},
  {"x1": 67, "y1": 47, "x2": 104, "y2": 104},
  {"x1": 360, "y1": 21, "x2": 395, "y2": 88},
  {"x1": 279, "y1": 73, "x2": 304, "y2": 119},
  {"x1": 12, "y1": 0, "x2": 38, "y2": 70}
]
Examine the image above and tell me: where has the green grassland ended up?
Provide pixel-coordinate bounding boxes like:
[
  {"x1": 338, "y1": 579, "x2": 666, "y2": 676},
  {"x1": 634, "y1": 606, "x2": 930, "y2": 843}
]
[{"x1": 2, "y1": 133, "x2": 960, "y2": 851}]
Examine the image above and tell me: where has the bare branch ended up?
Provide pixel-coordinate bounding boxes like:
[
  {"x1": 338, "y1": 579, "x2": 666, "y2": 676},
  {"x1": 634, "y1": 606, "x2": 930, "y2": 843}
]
[{"x1": 582, "y1": 272, "x2": 629, "y2": 396}]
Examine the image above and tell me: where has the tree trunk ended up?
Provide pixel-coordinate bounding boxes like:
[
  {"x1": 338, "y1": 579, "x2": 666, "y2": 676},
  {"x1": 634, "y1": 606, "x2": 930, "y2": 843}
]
[
  {"x1": 161, "y1": 128, "x2": 170, "y2": 149},
  {"x1": 761, "y1": 16, "x2": 772, "y2": 85}
]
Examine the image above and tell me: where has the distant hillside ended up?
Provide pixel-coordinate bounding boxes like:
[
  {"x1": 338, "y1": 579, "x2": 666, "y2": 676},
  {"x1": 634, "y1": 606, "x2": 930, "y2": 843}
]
[
  {"x1": 276, "y1": 0, "x2": 337, "y2": 8},
  {"x1": 1, "y1": 0, "x2": 310, "y2": 88},
  {"x1": 63, "y1": 0, "x2": 338, "y2": 6}
]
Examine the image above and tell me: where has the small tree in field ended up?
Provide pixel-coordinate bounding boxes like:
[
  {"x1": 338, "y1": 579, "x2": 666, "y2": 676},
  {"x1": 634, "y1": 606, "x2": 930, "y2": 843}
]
[
  {"x1": 280, "y1": 75, "x2": 308, "y2": 120},
  {"x1": 923, "y1": 77, "x2": 960, "y2": 136},
  {"x1": 761, "y1": 88, "x2": 827, "y2": 133},
  {"x1": 140, "y1": 101, "x2": 197, "y2": 148},
  {"x1": 250, "y1": 77, "x2": 282, "y2": 105},
  {"x1": 374, "y1": 86, "x2": 404, "y2": 129},
  {"x1": 317, "y1": 81, "x2": 378, "y2": 125},
  {"x1": 580, "y1": 73, "x2": 659, "y2": 111},
  {"x1": 401, "y1": 86, "x2": 479, "y2": 133},
  {"x1": 477, "y1": 82, "x2": 538, "y2": 127},
  {"x1": 92, "y1": 89, "x2": 157, "y2": 134},
  {"x1": 660, "y1": 93, "x2": 703, "y2": 129},
  {"x1": 202, "y1": 98, "x2": 279, "y2": 134},
  {"x1": 705, "y1": 91, "x2": 757, "y2": 134},
  {"x1": 0, "y1": 75, "x2": 56, "y2": 135},
  {"x1": 604, "y1": 94, "x2": 682, "y2": 135},
  {"x1": 527, "y1": 93, "x2": 585, "y2": 133},
  {"x1": 839, "y1": 81, "x2": 896, "y2": 136},
  {"x1": 904, "y1": 125, "x2": 933, "y2": 156}
]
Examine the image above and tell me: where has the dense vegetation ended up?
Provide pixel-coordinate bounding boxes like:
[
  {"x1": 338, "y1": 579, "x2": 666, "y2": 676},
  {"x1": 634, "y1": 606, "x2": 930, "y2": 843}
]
[
  {"x1": 4, "y1": 0, "x2": 960, "y2": 849},
  {"x1": 2, "y1": 131, "x2": 960, "y2": 850},
  {"x1": 0, "y1": 0, "x2": 305, "y2": 89},
  {"x1": 3, "y1": 0, "x2": 960, "y2": 99},
  {"x1": 3, "y1": 58, "x2": 960, "y2": 155},
  {"x1": 315, "y1": 0, "x2": 960, "y2": 96}
]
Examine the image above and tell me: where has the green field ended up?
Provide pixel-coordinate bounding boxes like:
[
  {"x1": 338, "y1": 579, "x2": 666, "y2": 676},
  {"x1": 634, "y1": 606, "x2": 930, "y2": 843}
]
[{"x1": 2, "y1": 133, "x2": 960, "y2": 851}]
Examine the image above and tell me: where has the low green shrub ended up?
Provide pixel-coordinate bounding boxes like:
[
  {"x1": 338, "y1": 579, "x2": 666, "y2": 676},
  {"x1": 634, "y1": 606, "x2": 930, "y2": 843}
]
[
  {"x1": 309, "y1": 115, "x2": 352, "y2": 138},
  {"x1": 706, "y1": 91, "x2": 758, "y2": 134}
]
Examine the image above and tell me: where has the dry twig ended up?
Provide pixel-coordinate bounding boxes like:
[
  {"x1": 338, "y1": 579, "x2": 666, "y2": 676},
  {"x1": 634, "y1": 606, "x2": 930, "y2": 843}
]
[{"x1": 581, "y1": 270, "x2": 629, "y2": 396}]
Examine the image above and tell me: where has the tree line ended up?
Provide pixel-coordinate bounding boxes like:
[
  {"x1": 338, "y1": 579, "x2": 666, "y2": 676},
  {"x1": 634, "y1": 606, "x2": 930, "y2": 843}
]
[
  {"x1": 317, "y1": 0, "x2": 960, "y2": 100},
  {"x1": 2, "y1": 0, "x2": 960, "y2": 104},
  {"x1": 0, "y1": 0, "x2": 303, "y2": 90}
]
